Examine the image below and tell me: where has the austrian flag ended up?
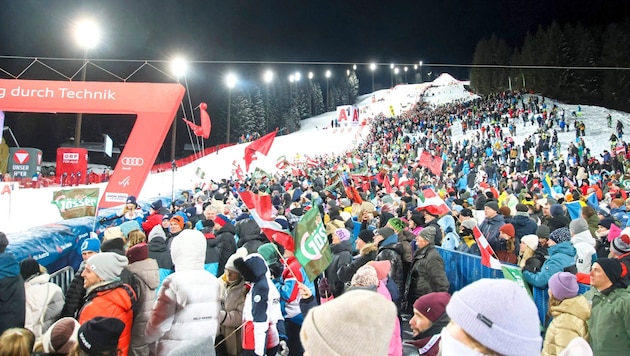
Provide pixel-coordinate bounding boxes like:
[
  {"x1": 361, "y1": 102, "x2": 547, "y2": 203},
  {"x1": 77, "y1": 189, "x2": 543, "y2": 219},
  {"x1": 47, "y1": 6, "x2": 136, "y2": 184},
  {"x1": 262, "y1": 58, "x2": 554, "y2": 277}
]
[
  {"x1": 237, "y1": 190, "x2": 295, "y2": 252},
  {"x1": 472, "y1": 226, "x2": 502, "y2": 270},
  {"x1": 415, "y1": 188, "x2": 450, "y2": 216}
]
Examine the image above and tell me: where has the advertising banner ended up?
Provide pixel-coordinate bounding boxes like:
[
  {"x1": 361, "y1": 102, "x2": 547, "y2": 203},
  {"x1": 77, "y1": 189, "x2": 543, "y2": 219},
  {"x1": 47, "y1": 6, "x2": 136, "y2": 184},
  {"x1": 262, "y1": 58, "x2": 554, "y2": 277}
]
[
  {"x1": 56, "y1": 147, "x2": 88, "y2": 184},
  {"x1": 51, "y1": 187, "x2": 99, "y2": 219},
  {"x1": 8, "y1": 147, "x2": 41, "y2": 179}
]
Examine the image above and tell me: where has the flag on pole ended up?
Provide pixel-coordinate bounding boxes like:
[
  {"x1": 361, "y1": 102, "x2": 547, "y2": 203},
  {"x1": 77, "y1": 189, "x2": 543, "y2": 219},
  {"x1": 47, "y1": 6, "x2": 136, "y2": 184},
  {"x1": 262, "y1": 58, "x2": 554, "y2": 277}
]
[
  {"x1": 585, "y1": 193, "x2": 599, "y2": 210},
  {"x1": 276, "y1": 155, "x2": 289, "y2": 169},
  {"x1": 542, "y1": 174, "x2": 553, "y2": 197},
  {"x1": 232, "y1": 160, "x2": 245, "y2": 181},
  {"x1": 52, "y1": 188, "x2": 99, "y2": 219},
  {"x1": 237, "y1": 190, "x2": 295, "y2": 252},
  {"x1": 293, "y1": 205, "x2": 333, "y2": 280},
  {"x1": 501, "y1": 264, "x2": 533, "y2": 299},
  {"x1": 244, "y1": 129, "x2": 278, "y2": 172},
  {"x1": 195, "y1": 167, "x2": 206, "y2": 179},
  {"x1": 415, "y1": 188, "x2": 450, "y2": 216},
  {"x1": 472, "y1": 226, "x2": 502, "y2": 270},
  {"x1": 252, "y1": 167, "x2": 271, "y2": 181},
  {"x1": 418, "y1": 151, "x2": 443, "y2": 176},
  {"x1": 565, "y1": 200, "x2": 586, "y2": 220}
]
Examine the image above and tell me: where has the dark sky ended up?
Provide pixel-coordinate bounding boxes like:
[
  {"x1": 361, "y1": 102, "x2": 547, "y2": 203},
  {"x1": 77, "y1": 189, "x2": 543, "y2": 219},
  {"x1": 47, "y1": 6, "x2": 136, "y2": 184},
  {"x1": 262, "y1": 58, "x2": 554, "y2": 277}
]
[{"x1": 1, "y1": 0, "x2": 630, "y2": 88}]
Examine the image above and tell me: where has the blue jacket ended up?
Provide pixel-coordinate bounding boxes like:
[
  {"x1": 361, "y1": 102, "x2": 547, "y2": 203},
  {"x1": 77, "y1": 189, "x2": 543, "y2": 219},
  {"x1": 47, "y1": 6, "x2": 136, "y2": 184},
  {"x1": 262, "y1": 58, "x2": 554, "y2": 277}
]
[
  {"x1": 523, "y1": 242, "x2": 576, "y2": 288},
  {"x1": 0, "y1": 252, "x2": 25, "y2": 334},
  {"x1": 479, "y1": 214, "x2": 505, "y2": 251}
]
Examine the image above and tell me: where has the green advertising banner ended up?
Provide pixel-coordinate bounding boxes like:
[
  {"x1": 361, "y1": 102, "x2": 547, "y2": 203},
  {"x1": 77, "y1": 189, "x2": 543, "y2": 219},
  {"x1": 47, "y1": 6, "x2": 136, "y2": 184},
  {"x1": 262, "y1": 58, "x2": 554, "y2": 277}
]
[
  {"x1": 501, "y1": 264, "x2": 533, "y2": 299},
  {"x1": 52, "y1": 187, "x2": 99, "y2": 219},
  {"x1": 294, "y1": 206, "x2": 332, "y2": 281}
]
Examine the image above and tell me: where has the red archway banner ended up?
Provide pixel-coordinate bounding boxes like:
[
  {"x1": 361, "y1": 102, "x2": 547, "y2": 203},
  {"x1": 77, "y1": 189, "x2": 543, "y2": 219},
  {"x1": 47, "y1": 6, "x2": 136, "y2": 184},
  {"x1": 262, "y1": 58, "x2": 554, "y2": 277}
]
[{"x1": 0, "y1": 79, "x2": 185, "y2": 209}]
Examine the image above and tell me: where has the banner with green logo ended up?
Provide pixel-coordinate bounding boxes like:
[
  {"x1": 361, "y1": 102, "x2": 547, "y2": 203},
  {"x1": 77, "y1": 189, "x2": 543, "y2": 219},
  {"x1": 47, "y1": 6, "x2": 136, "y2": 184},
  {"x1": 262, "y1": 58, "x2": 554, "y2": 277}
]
[
  {"x1": 294, "y1": 206, "x2": 332, "y2": 280},
  {"x1": 52, "y1": 188, "x2": 99, "y2": 219},
  {"x1": 501, "y1": 264, "x2": 533, "y2": 299}
]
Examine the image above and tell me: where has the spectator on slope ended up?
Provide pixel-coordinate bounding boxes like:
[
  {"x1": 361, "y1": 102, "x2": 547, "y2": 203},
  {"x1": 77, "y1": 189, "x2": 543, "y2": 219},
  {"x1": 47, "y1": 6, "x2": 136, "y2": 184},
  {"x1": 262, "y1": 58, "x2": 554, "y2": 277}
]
[
  {"x1": 75, "y1": 316, "x2": 125, "y2": 356},
  {"x1": 542, "y1": 272, "x2": 590, "y2": 356},
  {"x1": 547, "y1": 204, "x2": 570, "y2": 232},
  {"x1": 217, "y1": 249, "x2": 248, "y2": 356},
  {"x1": 323, "y1": 228, "x2": 353, "y2": 298},
  {"x1": 497, "y1": 223, "x2": 518, "y2": 264},
  {"x1": 407, "y1": 213, "x2": 424, "y2": 237},
  {"x1": 234, "y1": 217, "x2": 267, "y2": 254},
  {"x1": 518, "y1": 234, "x2": 545, "y2": 273},
  {"x1": 609, "y1": 197, "x2": 628, "y2": 227},
  {"x1": 442, "y1": 279, "x2": 542, "y2": 356},
  {"x1": 145, "y1": 230, "x2": 220, "y2": 356},
  {"x1": 437, "y1": 214, "x2": 459, "y2": 251},
  {"x1": 523, "y1": 227, "x2": 576, "y2": 288},
  {"x1": 374, "y1": 227, "x2": 406, "y2": 300},
  {"x1": 455, "y1": 219, "x2": 481, "y2": 256},
  {"x1": 19, "y1": 258, "x2": 63, "y2": 338},
  {"x1": 142, "y1": 199, "x2": 165, "y2": 235},
  {"x1": 125, "y1": 242, "x2": 159, "y2": 356},
  {"x1": 300, "y1": 289, "x2": 397, "y2": 356},
  {"x1": 402, "y1": 226, "x2": 449, "y2": 314},
  {"x1": 77, "y1": 252, "x2": 136, "y2": 356},
  {"x1": 60, "y1": 236, "x2": 100, "y2": 319},
  {"x1": 609, "y1": 227, "x2": 630, "y2": 277},
  {"x1": 536, "y1": 224, "x2": 551, "y2": 259},
  {"x1": 417, "y1": 209, "x2": 443, "y2": 246},
  {"x1": 121, "y1": 195, "x2": 144, "y2": 223},
  {"x1": 147, "y1": 224, "x2": 174, "y2": 286},
  {"x1": 569, "y1": 218, "x2": 597, "y2": 274},
  {"x1": 507, "y1": 203, "x2": 538, "y2": 255},
  {"x1": 386, "y1": 217, "x2": 413, "y2": 273},
  {"x1": 34, "y1": 317, "x2": 81, "y2": 354},
  {"x1": 210, "y1": 214, "x2": 237, "y2": 277},
  {"x1": 594, "y1": 216, "x2": 615, "y2": 257},
  {"x1": 584, "y1": 258, "x2": 630, "y2": 355},
  {"x1": 406, "y1": 292, "x2": 451, "y2": 356},
  {"x1": 338, "y1": 229, "x2": 378, "y2": 284},
  {"x1": 581, "y1": 206, "x2": 600, "y2": 240},
  {"x1": 479, "y1": 200, "x2": 505, "y2": 252}
]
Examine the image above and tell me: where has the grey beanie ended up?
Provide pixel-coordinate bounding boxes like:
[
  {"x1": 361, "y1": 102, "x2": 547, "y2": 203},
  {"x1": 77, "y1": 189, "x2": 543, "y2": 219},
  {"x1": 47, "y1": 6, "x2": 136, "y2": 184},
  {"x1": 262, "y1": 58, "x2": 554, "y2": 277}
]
[
  {"x1": 569, "y1": 218, "x2": 590, "y2": 235},
  {"x1": 446, "y1": 279, "x2": 542, "y2": 355},
  {"x1": 484, "y1": 201, "x2": 499, "y2": 212},
  {"x1": 86, "y1": 252, "x2": 128, "y2": 282},
  {"x1": 148, "y1": 224, "x2": 166, "y2": 242},
  {"x1": 536, "y1": 225, "x2": 551, "y2": 239}
]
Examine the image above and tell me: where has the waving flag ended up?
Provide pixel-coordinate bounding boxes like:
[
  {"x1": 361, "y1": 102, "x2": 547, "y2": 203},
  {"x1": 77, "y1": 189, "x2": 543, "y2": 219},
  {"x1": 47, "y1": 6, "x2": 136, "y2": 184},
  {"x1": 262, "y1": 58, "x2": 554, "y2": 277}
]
[
  {"x1": 244, "y1": 129, "x2": 278, "y2": 172},
  {"x1": 232, "y1": 160, "x2": 245, "y2": 181},
  {"x1": 565, "y1": 200, "x2": 586, "y2": 220},
  {"x1": 238, "y1": 190, "x2": 295, "y2": 252},
  {"x1": 542, "y1": 174, "x2": 553, "y2": 197},
  {"x1": 416, "y1": 188, "x2": 450, "y2": 216},
  {"x1": 472, "y1": 226, "x2": 502, "y2": 270},
  {"x1": 182, "y1": 102, "x2": 212, "y2": 139},
  {"x1": 276, "y1": 155, "x2": 289, "y2": 169},
  {"x1": 294, "y1": 205, "x2": 332, "y2": 280},
  {"x1": 418, "y1": 151, "x2": 443, "y2": 176}
]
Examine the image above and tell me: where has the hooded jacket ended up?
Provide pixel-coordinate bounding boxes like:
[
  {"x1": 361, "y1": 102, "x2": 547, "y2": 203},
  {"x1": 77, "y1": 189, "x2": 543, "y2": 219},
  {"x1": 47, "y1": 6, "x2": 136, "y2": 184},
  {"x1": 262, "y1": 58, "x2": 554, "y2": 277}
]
[
  {"x1": 210, "y1": 223, "x2": 237, "y2": 277},
  {"x1": 60, "y1": 262, "x2": 86, "y2": 318},
  {"x1": 541, "y1": 295, "x2": 590, "y2": 356},
  {"x1": 509, "y1": 213, "x2": 538, "y2": 253},
  {"x1": 23, "y1": 273, "x2": 64, "y2": 338},
  {"x1": 523, "y1": 242, "x2": 576, "y2": 288},
  {"x1": 234, "y1": 254, "x2": 284, "y2": 356},
  {"x1": 145, "y1": 230, "x2": 220, "y2": 356},
  {"x1": 325, "y1": 240, "x2": 353, "y2": 297},
  {"x1": 218, "y1": 273, "x2": 247, "y2": 356},
  {"x1": 437, "y1": 215, "x2": 459, "y2": 250},
  {"x1": 337, "y1": 242, "x2": 378, "y2": 284},
  {"x1": 127, "y1": 258, "x2": 160, "y2": 356},
  {"x1": 571, "y1": 230, "x2": 597, "y2": 274},
  {"x1": 147, "y1": 226, "x2": 174, "y2": 284},
  {"x1": 235, "y1": 218, "x2": 266, "y2": 254},
  {"x1": 584, "y1": 286, "x2": 630, "y2": 355},
  {"x1": 0, "y1": 252, "x2": 25, "y2": 334},
  {"x1": 479, "y1": 213, "x2": 505, "y2": 251},
  {"x1": 403, "y1": 244, "x2": 449, "y2": 314}
]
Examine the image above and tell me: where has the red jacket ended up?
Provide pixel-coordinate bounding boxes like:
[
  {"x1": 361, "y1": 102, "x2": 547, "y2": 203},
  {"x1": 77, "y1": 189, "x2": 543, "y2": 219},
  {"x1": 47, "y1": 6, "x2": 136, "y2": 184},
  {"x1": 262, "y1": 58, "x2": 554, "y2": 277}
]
[{"x1": 78, "y1": 282, "x2": 136, "y2": 356}]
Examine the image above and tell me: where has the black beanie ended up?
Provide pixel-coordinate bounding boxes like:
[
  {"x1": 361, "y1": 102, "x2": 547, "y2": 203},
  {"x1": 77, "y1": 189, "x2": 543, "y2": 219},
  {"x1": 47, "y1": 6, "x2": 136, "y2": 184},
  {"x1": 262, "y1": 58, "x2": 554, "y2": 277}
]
[
  {"x1": 101, "y1": 238, "x2": 126, "y2": 256},
  {"x1": 596, "y1": 258, "x2": 627, "y2": 286},
  {"x1": 78, "y1": 317, "x2": 125, "y2": 354},
  {"x1": 358, "y1": 230, "x2": 374, "y2": 243},
  {"x1": 20, "y1": 258, "x2": 40, "y2": 280}
]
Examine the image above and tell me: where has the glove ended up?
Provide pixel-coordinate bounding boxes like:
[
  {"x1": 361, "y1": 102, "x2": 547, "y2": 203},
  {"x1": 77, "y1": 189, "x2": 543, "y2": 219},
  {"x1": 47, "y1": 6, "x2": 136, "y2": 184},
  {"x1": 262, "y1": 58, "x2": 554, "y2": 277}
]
[
  {"x1": 278, "y1": 340, "x2": 289, "y2": 356},
  {"x1": 318, "y1": 277, "x2": 332, "y2": 298},
  {"x1": 98, "y1": 217, "x2": 107, "y2": 224}
]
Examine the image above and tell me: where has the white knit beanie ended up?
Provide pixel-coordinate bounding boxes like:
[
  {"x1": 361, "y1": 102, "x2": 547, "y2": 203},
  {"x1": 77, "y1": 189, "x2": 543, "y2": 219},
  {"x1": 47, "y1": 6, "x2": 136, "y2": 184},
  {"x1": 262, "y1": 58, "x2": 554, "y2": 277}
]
[
  {"x1": 300, "y1": 289, "x2": 396, "y2": 355},
  {"x1": 446, "y1": 279, "x2": 542, "y2": 355}
]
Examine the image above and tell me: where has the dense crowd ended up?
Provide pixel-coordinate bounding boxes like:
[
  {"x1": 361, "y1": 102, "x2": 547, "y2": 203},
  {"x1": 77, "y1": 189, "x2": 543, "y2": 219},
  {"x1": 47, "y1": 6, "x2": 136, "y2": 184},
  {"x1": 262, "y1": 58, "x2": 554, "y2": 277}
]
[{"x1": 2, "y1": 91, "x2": 630, "y2": 355}]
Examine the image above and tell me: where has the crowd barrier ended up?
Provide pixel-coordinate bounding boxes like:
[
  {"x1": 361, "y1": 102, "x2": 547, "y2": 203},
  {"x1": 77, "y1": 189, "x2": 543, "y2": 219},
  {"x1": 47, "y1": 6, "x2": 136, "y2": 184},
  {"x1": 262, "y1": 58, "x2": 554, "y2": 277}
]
[
  {"x1": 437, "y1": 247, "x2": 591, "y2": 327},
  {"x1": 49, "y1": 266, "x2": 75, "y2": 294}
]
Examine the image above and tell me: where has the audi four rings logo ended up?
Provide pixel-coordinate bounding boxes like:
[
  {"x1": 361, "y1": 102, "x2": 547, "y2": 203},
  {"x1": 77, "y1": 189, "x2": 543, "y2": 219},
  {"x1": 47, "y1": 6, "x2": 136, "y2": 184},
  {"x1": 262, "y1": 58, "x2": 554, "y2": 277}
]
[{"x1": 121, "y1": 157, "x2": 144, "y2": 166}]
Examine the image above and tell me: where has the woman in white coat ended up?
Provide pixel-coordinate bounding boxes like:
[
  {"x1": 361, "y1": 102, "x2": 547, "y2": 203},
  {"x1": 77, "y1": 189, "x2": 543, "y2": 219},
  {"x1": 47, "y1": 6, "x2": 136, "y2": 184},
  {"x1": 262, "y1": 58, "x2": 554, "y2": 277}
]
[
  {"x1": 19, "y1": 258, "x2": 63, "y2": 338},
  {"x1": 145, "y1": 229, "x2": 221, "y2": 356}
]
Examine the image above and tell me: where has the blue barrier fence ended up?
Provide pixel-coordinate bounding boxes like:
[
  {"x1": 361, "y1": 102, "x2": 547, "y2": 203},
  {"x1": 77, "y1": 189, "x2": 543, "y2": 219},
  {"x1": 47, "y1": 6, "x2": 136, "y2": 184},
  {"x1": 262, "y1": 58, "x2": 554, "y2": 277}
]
[{"x1": 436, "y1": 247, "x2": 591, "y2": 327}]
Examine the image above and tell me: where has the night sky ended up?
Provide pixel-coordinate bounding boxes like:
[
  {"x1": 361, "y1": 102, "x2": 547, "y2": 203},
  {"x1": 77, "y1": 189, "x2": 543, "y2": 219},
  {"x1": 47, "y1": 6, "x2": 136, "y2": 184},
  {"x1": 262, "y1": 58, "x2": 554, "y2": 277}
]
[{"x1": 1, "y1": 0, "x2": 629, "y2": 89}]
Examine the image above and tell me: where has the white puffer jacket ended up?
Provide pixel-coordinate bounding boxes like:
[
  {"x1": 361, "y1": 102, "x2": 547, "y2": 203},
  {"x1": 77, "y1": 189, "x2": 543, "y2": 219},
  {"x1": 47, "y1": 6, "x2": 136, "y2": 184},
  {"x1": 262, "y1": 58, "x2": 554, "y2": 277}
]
[
  {"x1": 145, "y1": 230, "x2": 220, "y2": 356},
  {"x1": 24, "y1": 273, "x2": 64, "y2": 338},
  {"x1": 571, "y1": 230, "x2": 596, "y2": 274}
]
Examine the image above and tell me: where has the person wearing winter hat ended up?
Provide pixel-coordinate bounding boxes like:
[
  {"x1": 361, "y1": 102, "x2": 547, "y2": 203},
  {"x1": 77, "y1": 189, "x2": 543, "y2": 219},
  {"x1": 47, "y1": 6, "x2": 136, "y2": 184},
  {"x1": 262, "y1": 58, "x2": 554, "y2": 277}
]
[
  {"x1": 0, "y1": 231, "x2": 26, "y2": 336},
  {"x1": 324, "y1": 222, "x2": 354, "y2": 298},
  {"x1": 143, "y1": 199, "x2": 165, "y2": 235},
  {"x1": 338, "y1": 229, "x2": 379, "y2": 285},
  {"x1": 121, "y1": 195, "x2": 143, "y2": 222},
  {"x1": 408, "y1": 214, "x2": 424, "y2": 236},
  {"x1": 217, "y1": 249, "x2": 248, "y2": 356},
  {"x1": 374, "y1": 225, "x2": 406, "y2": 302},
  {"x1": 569, "y1": 218, "x2": 597, "y2": 274},
  {"x1": 403, "y1": 225, "x2": 449, "y2": 314},
  {"x1": 60, "y1": 235, "x2": 102, "y2": 319},
  {"x1": 407, "y1": 292, "x2": 451, "y2": 355},
  {"x1": 103, "y1": 226, "x2": 124, "y2": 241},
  {"x1": 443, "y1": 278, "x2": 542, "y2": 355},
  {"x1": 542, "y1": 272, "x2": 590, "y2": 356},
  {"x1": 78, "y1": 252, "x2": 136, "y2": 355},
  {"x1": 146, "y1": 229, "x2": 220, "y2": 356},
  {"x1": 610, "y1": 227, "x2": 630, "y2": 261},
  {"x1": 119, "y1": 220, "x2": 141, "y2": 240},
  {"x1": 480, "y1": 200, "x2": 505, "y2": 253},
  {"x1": 584, "y1": 258, "x2": 630, "y2": 354},
  {"x1": 125, "y1": 242, "x2": 159, "y2": 356},
  {"x1": 169, "y1": 215, "x2": 185, "y2": 235},
  {"x1": 523, "y1": 227, "x2": 577, "y2": 288},
  {"x1": 387, "y1": 217, "x2": 408, "y2": 233},
  {"x1": 38, "y1": 317, "x2": 81, "y2": 353},
  {"x1": 518, "y1": 234, "x2": 545, "y2": 273},
  {"x1": 207, "y1": 212, "x2": 237, "y2": 277},
  {"x1": 77, "y1": 316, "x2": 125, "y2": 355},
  {"x1": 20, "y1": 258, "x2": 64, "y2": 338},
  {"x1": 547, "y1": 204, "x2": 570, "y2": 232},
  {"x1": 349, "y1": 264, "x2": 379, "y2": 291},
  {"x1": 100, "y1": 237, "x2": 126, "y2": 256},
  {"x1": 497, "y1": 223, "x2": 517, "y2": 264},
  {"x1": 594, "y1": 217, "x2": 616, "y2": 257},
  {"x1": 300, "y1": 289, "x2": 397, "y2": 356},
  {"x1": 456, "y1": 219, "x2": 481, "y2": 256}
]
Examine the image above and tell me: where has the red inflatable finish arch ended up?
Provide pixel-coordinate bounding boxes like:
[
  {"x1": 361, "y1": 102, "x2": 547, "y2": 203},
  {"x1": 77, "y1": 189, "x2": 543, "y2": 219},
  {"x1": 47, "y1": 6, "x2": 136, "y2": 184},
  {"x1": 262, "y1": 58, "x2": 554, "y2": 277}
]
[{"x1": 0, "y1": 79, "x2": 185, "y2": 209}]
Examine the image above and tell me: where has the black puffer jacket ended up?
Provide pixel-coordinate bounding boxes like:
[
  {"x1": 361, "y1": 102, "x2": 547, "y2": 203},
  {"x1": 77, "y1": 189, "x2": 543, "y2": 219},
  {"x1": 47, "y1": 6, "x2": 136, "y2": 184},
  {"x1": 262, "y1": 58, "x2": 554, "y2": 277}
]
[
  {"x1": 403, "y1": 244, "x2": 449, "y2": 314},
  {"x1": 376, "y1": 235, "x2": 406, "y2": 297},
  {"x1": 337, "y1": 243, "x2": 378, "y2": 284},
  {"x1": 60, "y1": 263, "x2": 86, "y2": 318},
  {"x1": 325, "y1": 241, "x2": 353, "y2": 297},
  {"x1": 212, "y1": 223, "x2": 237, "y2": 276},
  {"x1": 235, "y1": 218, "x2": 266, "y2": 254},
  {"x1": 148, "y1": 234, "x2": 174, "y2": 271}
]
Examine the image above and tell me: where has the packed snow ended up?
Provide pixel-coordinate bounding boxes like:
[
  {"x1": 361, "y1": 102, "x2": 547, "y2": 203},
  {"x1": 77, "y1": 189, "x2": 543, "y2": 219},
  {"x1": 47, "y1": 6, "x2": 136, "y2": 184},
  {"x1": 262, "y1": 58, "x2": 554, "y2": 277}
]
[{"x1": 1, "y1": 73, "x2": 628, "y2": 234}]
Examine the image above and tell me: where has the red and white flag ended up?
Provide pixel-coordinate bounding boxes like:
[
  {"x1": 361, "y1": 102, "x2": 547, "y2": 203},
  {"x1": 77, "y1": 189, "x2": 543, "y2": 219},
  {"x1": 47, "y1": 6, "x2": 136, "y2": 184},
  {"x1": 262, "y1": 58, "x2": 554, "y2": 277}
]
[
  {"x1": 244, "y1": 129, "x2": 278, "y2": 172},
  {"x1": 416, "y1": 188, "x2": 450, "y2": 216},
  {"x1": 472, "y1": 226, "x2": 502, "y2": 270},
  {"x1": 238, "y1": 190, "x2": 295, "y2": 252}
]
